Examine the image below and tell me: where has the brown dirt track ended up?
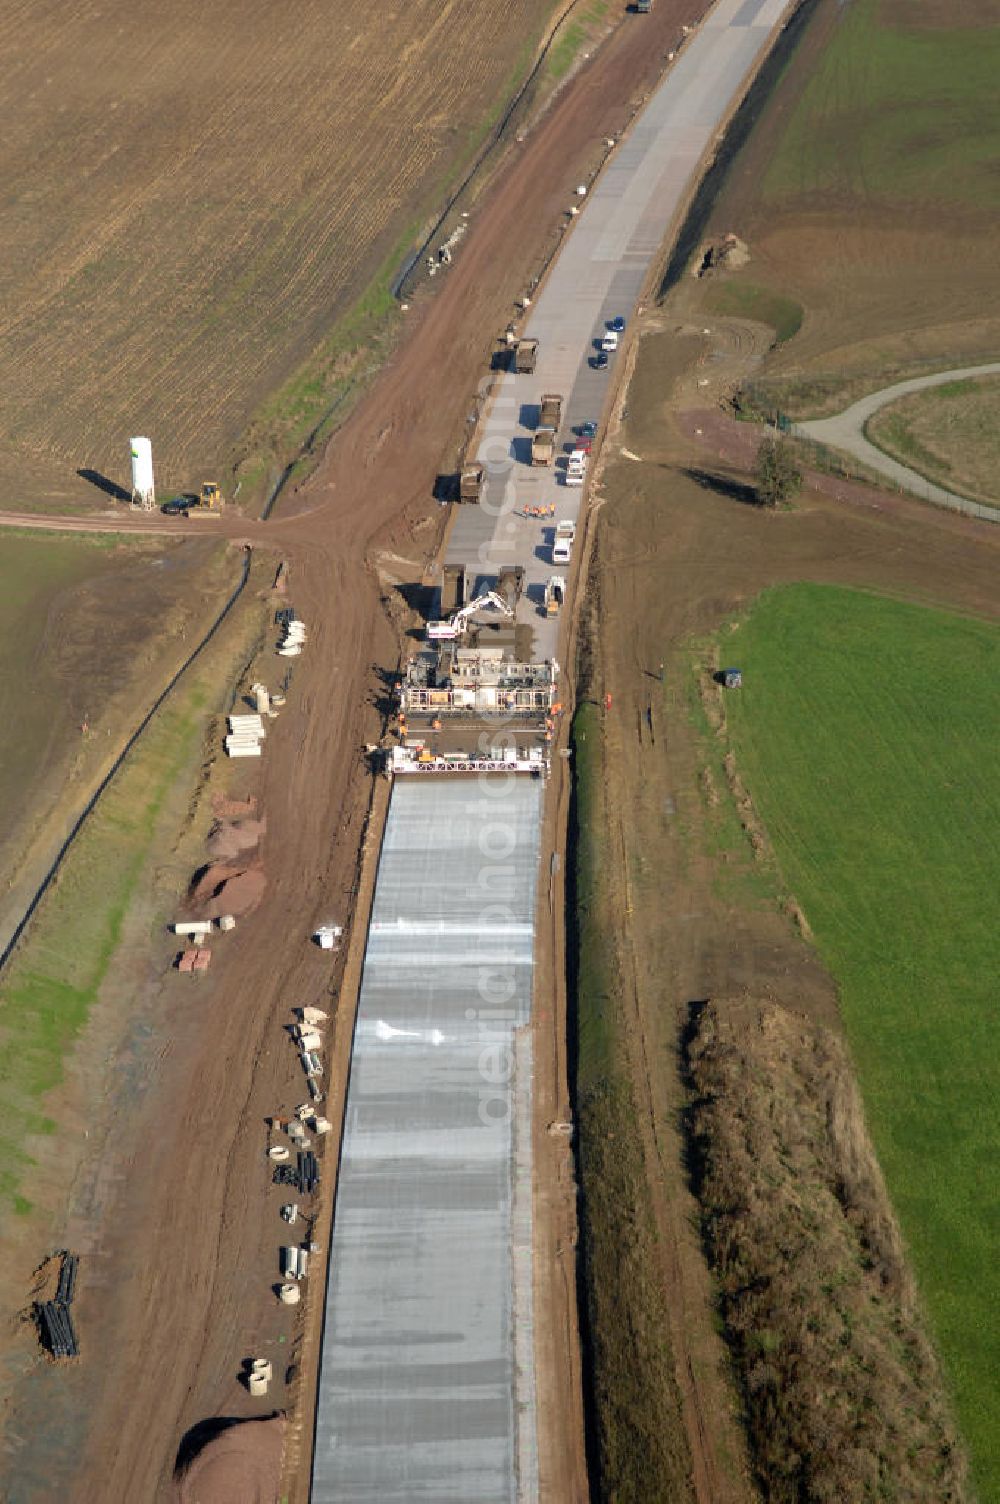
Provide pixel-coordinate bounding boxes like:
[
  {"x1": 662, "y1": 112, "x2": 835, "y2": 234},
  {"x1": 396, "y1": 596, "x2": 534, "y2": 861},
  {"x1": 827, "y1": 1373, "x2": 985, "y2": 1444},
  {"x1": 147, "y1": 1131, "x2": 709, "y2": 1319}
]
[{"x1": 0, "y1": 4, "x2": 713, "y2": 1500}]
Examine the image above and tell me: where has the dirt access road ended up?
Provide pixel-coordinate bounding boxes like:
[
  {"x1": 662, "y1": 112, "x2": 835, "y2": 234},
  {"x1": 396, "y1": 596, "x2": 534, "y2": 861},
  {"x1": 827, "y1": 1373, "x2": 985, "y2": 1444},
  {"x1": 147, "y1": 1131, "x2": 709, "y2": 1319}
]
[{"x1": 0, "y1": 4, "x2": 713, "y2": 1501}]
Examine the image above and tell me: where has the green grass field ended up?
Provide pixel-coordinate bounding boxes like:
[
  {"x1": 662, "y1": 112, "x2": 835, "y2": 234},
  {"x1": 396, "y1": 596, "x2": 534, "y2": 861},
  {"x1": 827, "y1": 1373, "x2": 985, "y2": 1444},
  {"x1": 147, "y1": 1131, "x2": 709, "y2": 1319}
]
[
  {"x1": 0, "y1": 679, "x2": 208, "y2": 1215},
  {"x1": 724, "y1": 583, "x2": 1000, "y2": 1494},
  {"x1": 0, "y1": 535, "x2": 162, "y2": 867},
  {"x1": 702, "y1": 280, "x2": 802, "y2": 344},
  {"x1": 763, "y1": 0, "x2": 1000, "y2": 207},
  {"x1": 0, "y1": 585, "x2": 263, "y2": 1218}
]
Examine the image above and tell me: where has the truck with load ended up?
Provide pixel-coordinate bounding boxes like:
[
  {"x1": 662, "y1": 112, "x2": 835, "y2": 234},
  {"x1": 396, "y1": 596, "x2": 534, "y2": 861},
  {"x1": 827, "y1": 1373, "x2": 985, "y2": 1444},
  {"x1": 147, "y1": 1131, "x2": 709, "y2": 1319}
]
[
  {"x1": 496, "y1": 564, "x2": 525, "y2": 611},
  {"x1": 552, "y1": 520, "x2": 576, "y2": 564},
  {"x1": 459, "y1": 463, "x2": 484, "y2": 503},
  {"x1": 514, "y1": 338, "x2": 538, "y2": 374},
  {"x1": 531, "y1": 428, "x2": 555, "y2": 466},
  {"x1": 441, "y1": 564, "x2": 468, "y2": 616},
  {"x1": 539, "y1": 393, "x2": 563, "y2": 430},
  {"x1": 545, "y1": 576, "x2": 566, "y2": 616}
]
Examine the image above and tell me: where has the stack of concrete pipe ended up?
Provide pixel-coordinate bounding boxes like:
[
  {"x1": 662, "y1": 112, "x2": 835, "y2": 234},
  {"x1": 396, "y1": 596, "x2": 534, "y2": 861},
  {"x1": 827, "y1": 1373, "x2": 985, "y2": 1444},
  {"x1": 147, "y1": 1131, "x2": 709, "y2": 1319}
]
[
  {"x1": 225, "y1": 713, "x2": 265, "y2": 758},
  {"x1": 277, "y1": 619, "x2": 307, "y2": 657}
]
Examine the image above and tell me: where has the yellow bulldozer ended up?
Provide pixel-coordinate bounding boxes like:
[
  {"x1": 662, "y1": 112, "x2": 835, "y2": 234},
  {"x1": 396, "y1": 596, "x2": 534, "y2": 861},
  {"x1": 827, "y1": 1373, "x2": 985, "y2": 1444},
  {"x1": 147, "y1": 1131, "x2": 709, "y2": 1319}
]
[{"x1": 199, "y1": 482, "x2": 223, "y2": 510}]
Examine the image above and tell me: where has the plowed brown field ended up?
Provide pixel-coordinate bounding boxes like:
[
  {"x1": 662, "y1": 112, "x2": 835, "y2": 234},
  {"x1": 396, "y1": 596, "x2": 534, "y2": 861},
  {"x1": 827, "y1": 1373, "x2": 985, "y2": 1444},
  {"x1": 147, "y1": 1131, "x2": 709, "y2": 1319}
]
[{"x1": 0, "y1": 0, "x2": 565, "y2": 508}]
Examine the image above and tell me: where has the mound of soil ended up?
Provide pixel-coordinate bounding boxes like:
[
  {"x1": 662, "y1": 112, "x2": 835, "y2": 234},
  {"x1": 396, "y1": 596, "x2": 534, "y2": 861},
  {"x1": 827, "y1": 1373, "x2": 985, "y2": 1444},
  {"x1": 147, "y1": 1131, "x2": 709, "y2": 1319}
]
[
  {"x1": 697, "y1": 233, "x2": 749, "y2": 275},
  {"x1": 686, "y1": 995, "x2": 967, "y2": 1502},
  {"x1": 188, "y1": 862, "x2": 267, "y2": 917},
  {"x1": 206, "y1": 818, "x2": 267, "y2": 861},
  {"x1": 174, "y1": 1412, "x2": 284, "y2": 1504},
  {"x1": 212, "y1": 794, "x2": 258, "y2": 819}
]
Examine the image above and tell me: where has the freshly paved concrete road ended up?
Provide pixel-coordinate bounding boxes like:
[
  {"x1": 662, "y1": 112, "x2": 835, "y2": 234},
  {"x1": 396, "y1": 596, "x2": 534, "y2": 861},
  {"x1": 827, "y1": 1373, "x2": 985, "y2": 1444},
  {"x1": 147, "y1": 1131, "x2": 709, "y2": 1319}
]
[
  {"x1": 316, "y1": 3, "x2": 802, "y2": 1500},
  {"x1": 450, "y1": 0, "x2": 796, "y2": 659},
  {"x1": 312, "y1": 778, "x2": 543, "y2": 1503},
  {"x1": 795, "y1": 362, "x2": 1000, "y2": 522}
]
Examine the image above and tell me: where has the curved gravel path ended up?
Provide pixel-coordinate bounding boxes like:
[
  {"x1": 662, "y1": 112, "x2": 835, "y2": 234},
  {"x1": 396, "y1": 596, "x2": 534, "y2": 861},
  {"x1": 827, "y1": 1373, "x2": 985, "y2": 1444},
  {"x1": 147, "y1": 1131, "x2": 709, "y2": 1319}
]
[{"x1": 794, "y1": 362, "x2": 1000, "y2": 521}]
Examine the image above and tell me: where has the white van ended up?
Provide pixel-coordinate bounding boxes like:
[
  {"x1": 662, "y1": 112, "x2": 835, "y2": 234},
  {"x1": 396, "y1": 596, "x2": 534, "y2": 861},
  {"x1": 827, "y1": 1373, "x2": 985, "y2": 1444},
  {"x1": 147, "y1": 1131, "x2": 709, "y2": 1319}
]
[
  {"x1": 552, "y1": 520, "x2": 576, "y2": 563},
  {"x1": 601, "y1": 330, "x2": 619, "y2": 353}
]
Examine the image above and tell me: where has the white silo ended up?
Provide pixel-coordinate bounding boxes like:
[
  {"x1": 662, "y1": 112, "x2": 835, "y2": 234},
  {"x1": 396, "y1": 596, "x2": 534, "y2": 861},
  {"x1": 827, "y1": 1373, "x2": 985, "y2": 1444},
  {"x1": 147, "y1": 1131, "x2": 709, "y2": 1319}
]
[{"x1": 130, "y1": 436, "x2": 155, "y2": 509}]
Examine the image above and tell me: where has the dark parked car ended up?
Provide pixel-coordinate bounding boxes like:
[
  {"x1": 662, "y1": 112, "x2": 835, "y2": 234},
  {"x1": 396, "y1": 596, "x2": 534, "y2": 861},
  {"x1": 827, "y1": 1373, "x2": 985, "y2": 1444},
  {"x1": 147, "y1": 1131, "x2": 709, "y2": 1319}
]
[
  {"x1": 577, "y1": 419, "x2": 599, "y2": 438},
  {"x1": 610, "y1": 315, "x2": 626, "y2": 333},
  {"x1": 592, "y1": 351, "x2": 609, "y2": 371},
  {"x1": 160, "y1": 496, "x2": 189, "y2": 516}
]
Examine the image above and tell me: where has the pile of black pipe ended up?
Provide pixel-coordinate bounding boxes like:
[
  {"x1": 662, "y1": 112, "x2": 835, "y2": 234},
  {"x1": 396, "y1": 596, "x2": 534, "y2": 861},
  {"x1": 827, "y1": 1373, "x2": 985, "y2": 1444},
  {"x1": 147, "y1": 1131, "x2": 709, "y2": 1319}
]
[{"x1": 36, "y1": 1251, "x2": 80, "y2": 1358}]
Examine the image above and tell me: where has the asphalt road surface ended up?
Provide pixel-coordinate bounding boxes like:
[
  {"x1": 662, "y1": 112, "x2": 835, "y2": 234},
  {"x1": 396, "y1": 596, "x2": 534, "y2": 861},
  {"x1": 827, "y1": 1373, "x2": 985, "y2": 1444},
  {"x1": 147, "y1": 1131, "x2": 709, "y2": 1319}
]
[{"x1": 795, "y1": 361, "x2": 1000, "y2": 522}]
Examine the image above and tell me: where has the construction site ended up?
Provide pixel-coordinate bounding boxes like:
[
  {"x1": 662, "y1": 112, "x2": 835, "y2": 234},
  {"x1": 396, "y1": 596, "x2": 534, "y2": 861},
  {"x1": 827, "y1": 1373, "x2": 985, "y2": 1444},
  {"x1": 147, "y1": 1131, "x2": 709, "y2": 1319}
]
[
  {"x1": 0, "y1": 1, "x2": 804, "y2": 1498},
  {"x1": 5, "y1": 0, "x2": 994, "y2": 1498}
]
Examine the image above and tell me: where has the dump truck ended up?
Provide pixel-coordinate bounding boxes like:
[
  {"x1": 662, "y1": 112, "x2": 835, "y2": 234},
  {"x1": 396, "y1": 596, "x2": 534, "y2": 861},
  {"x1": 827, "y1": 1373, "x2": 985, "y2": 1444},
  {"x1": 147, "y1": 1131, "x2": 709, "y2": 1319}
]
[
  {"x1": 514, "y1": 338, "x2": 538, "y2": 374},
  {"x1": 441, "y1": 563, "x2": 468, "y2": 616},
  {"x1": 539, "y1": 393, "x2": 563, "y2": 430},
  {"x1": 545, "y1": 576, "x2": 566, "y2": 617},
  {"x1": 531, "y1": 428, "x2": 556, "y2": 466},
  {"x1": 552, "y1": 520, "x2": 577, "y2": 564},
  {"x1": 459, "y1": 463, "x2": 484, "y2": 503},
  {"x1": 496, "y1": 564, "x2": 525, "y2": 611}
]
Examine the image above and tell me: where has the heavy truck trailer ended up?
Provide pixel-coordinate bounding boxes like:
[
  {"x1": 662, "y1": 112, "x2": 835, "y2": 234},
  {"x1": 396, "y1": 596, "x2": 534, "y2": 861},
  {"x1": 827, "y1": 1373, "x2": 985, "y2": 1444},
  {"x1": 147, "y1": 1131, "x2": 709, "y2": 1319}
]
[
  {"x1": 514, "y1": 338, "x2": 538, "y2": 373},
  {"x1": 539, "y1": 393, "x2": 563, "y2": 429},
  {"x1": 459, "y1": 463, "x2": 484, "y2": 502},
  {"x1": 531, "y1": 429, "x2": 555, "y2": 466}
]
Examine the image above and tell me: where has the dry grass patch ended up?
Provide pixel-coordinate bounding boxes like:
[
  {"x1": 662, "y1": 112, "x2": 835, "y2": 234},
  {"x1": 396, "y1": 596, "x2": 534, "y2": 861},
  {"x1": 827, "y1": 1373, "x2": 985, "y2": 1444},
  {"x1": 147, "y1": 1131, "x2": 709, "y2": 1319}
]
[{"x1": 866, "y1": 375, "x2": 1000, "y2": 507}]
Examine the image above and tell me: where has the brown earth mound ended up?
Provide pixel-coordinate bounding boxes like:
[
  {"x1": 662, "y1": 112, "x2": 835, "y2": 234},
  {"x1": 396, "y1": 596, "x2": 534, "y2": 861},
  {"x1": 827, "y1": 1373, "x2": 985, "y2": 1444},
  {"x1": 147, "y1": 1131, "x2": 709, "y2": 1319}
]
[
  {"x1": 188, "y1": 862, "x2": 267, "y2": 917},
  {"x1": 174, "y1": 1412, "x2": 284, "y2": 1504},
  {"x1": 206, "y1": 819, "x2": 267, "y2": 861},
  {"x1": 211, "y1": 794, "x2": 258, "y2": 819},
  {"x1": 686, "y1": 995, "x2": 967, "y2": 1502}
]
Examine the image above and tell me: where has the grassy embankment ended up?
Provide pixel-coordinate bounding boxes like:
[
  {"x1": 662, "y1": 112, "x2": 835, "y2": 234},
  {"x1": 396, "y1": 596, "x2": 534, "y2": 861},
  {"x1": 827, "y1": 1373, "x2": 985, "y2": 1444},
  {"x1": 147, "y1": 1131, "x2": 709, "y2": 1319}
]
[
  {"x1": 722, "y1": 583, "x2": 1000, "y2": 1495},
  {"x1": 0, "y1": 573, "x2": 264, "y2": 1219},
  {"x1": 569, "y1": 701, "x2": 693, "y2": 1503},
  {"x1": 702, "y1": 281, "x2": 802, "y2": 344},
  {"x1": 761, "y1": 0, "x2": 1000, "y2": 210},
  {"x1": 733, "y1": 0, "x2": 1000, "y2": 417},
  {"x1": 866, "y1": 375, "x2": 1000, "y2": 509},
  {"x1": 0, "y1": 535, "x2": 134, "y2": 838},
  {"x1": 546, "y1": 0, "x2": 610, "y2": 81}
]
